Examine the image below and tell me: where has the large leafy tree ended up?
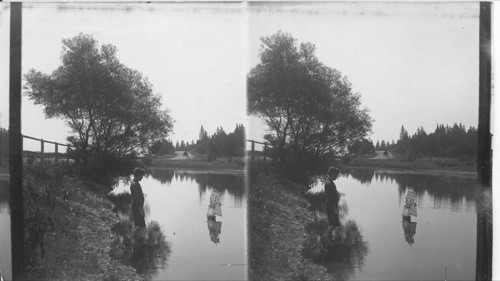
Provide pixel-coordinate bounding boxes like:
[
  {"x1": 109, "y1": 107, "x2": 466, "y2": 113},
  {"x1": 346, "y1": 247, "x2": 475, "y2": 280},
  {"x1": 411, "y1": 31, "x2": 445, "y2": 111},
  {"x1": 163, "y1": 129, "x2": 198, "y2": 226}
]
[
  {"x1": 24, "y1": 33, "x2": 173, "y2": 178},
  {"x1": 248, "y1": 31, "x2": 372, "y2": 163}
]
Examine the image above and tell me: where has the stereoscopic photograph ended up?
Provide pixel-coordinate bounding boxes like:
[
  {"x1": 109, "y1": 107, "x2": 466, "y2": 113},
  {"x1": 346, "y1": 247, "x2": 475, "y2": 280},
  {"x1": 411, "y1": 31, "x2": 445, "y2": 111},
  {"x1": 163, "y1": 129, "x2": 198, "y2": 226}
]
[
  {"x1": 0, "y1": 1, "x2": 493, "y2": 281},
  {"x1": 246, "y1": 2, "x2": 492, "y2": 281},
  {"x1": 1, "y1": 2, "x2": 247, "y2": 281}
]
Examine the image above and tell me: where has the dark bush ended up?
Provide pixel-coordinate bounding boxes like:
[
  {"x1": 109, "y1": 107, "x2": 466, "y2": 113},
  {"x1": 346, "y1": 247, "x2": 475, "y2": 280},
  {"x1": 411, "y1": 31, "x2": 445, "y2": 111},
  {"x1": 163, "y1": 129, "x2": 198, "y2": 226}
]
[{"x1": 23, "y1": 161, "x2": 74, "y2": 264}]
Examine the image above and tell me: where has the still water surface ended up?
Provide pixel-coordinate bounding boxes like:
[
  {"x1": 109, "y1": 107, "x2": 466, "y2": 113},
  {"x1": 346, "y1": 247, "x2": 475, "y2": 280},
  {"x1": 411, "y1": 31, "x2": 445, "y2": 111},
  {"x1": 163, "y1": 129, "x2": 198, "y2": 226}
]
[
  {"x1": 305, "y1": 169, "x2": 477, "y2": 280},
  {"x1": 0, "y1": 179, "x2": 11, "y2": 280},
  {"x1": 112, "y1": 169, "x2": 247, "y2": 280}
]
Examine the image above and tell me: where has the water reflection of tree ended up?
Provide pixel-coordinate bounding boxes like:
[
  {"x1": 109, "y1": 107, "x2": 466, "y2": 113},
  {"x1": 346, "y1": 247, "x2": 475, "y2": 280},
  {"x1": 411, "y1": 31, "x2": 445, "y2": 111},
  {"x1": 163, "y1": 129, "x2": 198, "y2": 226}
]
[
  {"x1": 148, "y1": 169, "x2": 175, "y2": 184},
  {"x1": 392, "y1": 174, "x2": 475, "y2": 212},
  {"x1": 110, "y1": 219, "x2": 171, "y2": 280},
  {"x1": 174, "y1": 172, "x2": 245, "y2": 206},
  {"x1": 345, "y1": 169, "x2": 476, "y2": 212},
  {"x1": 347, "y1": 169, "x2": 375, "y2": 185},
  {"x1": 303, "y1": 194, "x2": 369, "y2": 280}
]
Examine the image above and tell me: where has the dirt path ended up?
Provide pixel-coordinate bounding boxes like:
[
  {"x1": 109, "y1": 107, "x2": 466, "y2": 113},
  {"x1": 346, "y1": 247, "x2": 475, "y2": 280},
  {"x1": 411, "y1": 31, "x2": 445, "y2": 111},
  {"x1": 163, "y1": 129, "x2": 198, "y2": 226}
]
[
  {"x1": 371, "y1": 150, "x2": 395, "y2": 159},
  {"x1": 170, "y1": 150, "x2": 194, "y2": 160}
]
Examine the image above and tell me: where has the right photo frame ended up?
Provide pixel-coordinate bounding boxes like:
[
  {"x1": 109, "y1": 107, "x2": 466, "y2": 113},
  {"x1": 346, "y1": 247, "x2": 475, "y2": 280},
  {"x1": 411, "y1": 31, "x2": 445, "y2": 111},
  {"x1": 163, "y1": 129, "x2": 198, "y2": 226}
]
[{"x1": 246, "y1": 2, "x2": 492, "y2": 281}]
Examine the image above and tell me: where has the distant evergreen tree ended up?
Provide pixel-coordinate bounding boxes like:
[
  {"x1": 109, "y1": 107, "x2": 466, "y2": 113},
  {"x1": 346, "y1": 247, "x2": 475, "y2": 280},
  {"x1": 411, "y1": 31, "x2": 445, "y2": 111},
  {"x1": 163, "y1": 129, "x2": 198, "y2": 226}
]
[
  {"x1": 193, "y1": 124, "x2": 245, "y2": 159},
  {"x1": 195, "y1": 126, "x2": 209, "y2": 154},
  {"x1": 393, "y1": 123, "x2": 477, "y2": 159},
  {"x1": 399, "y1": 125, "x2": 409, "y2": 142},
  {"x1": 348, "y1": 138, "x2": 375, "y2": 155},
  {"x1": 149, "y1": 139, "x2": 175, "y2": 156}
]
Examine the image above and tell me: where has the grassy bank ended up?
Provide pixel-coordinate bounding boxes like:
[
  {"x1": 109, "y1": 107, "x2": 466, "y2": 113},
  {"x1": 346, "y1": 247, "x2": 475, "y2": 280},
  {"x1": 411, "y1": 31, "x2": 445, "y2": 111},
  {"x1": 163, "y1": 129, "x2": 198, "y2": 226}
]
[
  {"x1": 151, "y1": 154, "x2": 245, "y2": 171},
  {"x1": 249, "y1": 174, "x2": 333, "y2": 281},
  {"x1": 349, "y1": 154, "x2": 477, "y2": 175},
  {"x1": 22, "y1": 162, "x2": 144, "y2": 281}
]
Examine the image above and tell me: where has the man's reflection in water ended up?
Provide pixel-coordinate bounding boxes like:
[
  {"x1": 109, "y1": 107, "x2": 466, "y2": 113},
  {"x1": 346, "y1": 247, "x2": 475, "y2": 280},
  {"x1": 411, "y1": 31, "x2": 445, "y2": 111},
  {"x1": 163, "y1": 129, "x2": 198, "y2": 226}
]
[
  {"x1": 304, "y1": 171, "x2": 369, "y2": 280},
  {"x1": 110, "y1": 218, "x2": 171, "y2": 279},
  {"x1": 325, "y1": 166, "x2": 341, "y2": 242},
  {"x1": 402, "y1": 220, "x2": 417, "y2": 245},
  {"x1": 207, "y1": 217, "x2": 222, "y2": 244},
  {"x1": 304, "y1": 217, "x2": 369, "y2": 280}
]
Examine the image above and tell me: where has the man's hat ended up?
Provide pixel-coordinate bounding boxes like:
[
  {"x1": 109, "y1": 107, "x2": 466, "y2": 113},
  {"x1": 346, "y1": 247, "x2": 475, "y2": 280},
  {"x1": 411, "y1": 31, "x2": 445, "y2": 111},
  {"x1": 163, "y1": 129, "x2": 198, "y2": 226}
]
[
  {"x1": 133, "y1": 167, "x2": 146, "y2": 177},
  {"x1": 328, "y1": 166, "x2": 340, "y2": 174}
]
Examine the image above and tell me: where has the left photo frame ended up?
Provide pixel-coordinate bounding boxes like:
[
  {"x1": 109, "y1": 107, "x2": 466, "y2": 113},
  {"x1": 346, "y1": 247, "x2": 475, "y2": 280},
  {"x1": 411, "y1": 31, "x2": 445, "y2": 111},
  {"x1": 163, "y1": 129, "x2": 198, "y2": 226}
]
[{"x1": 1, "y1": 2, "x2": 248, "y2": 280}]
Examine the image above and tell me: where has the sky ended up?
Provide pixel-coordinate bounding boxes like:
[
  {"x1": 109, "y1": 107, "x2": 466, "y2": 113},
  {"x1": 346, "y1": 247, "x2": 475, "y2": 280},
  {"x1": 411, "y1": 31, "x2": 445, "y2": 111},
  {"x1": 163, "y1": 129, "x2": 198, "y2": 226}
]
[
  {"x1": 0, "y1": 2, "x2": 486, "y2": 149},
  {"x1": 0, "y1": 3, "x2": 248, "y2": 151},
  {"x1": 247, "y1": 2, "x2": 479, "y2": 145}
]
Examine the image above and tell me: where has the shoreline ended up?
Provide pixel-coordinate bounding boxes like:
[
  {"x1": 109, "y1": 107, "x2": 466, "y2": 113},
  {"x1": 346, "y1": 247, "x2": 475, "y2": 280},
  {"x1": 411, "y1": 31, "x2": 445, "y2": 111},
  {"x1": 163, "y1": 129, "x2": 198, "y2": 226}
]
[
  {"x1": 347, "y1": 156, "x2": 477, "y2": 179},
  {"x1": 347, "y1": 165, "x2": 477, "y2": 179},
  {"x1": 150, "y1": 157, "x2": 245, "y2": 174},
  {"x1": 249, "y1": 173, "x2": 333, "y2": 280},
  {"x1": 22, "y1": 175, "x2": 144, "y2": 281},
  {"x1": 148, "y1": 166, "x2": 244, "y2": 176}
]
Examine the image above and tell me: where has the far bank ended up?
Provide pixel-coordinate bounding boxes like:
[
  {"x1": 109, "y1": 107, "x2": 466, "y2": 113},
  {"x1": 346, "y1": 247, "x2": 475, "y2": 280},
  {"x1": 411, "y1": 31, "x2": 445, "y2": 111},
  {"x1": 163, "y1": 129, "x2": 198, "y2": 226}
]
[
  {"x1": 149, "y1": 153, "x2": 245, "y2": 174},
  {"x1": 348, "y1": 154, "x2": 477, "y2": 179}
]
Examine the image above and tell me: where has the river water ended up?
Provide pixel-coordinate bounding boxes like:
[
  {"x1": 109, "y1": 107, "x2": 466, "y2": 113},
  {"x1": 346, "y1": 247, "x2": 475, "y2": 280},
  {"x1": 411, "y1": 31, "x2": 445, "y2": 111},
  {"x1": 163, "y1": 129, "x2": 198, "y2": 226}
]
[
  {"x1": 0, "y1": 168, "x2": 482, "y2": 280},
  {"x1": 304, "y1": 168, "x2": 477, "y2": 280},
  {"x1": 111, "y1": 169, "x2": 247, "y2": 280},
  {"x1": 0, "y1": 179, "x2": 11, "y2": 280}
]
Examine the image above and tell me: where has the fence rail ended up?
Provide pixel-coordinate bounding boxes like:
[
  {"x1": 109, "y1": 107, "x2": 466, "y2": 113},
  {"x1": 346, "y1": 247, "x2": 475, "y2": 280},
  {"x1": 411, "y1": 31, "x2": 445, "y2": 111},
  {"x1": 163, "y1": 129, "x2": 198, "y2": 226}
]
[
  {"x1": 22, "y1": 134, "x2": 74, "y2": 164},
  {"x1": 246, "y1": 139, "x2": 272, "y2": 165}
]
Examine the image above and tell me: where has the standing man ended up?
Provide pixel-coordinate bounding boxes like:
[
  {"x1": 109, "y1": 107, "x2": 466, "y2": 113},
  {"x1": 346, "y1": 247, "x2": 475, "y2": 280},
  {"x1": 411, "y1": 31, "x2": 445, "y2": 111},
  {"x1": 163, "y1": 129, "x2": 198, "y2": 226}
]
[
  {"x1": 325, "y1": 166, "x2": 341, "y2": 239},
  {"x1": 131, "y1": 167, "x2": 146, "y2": 228}
]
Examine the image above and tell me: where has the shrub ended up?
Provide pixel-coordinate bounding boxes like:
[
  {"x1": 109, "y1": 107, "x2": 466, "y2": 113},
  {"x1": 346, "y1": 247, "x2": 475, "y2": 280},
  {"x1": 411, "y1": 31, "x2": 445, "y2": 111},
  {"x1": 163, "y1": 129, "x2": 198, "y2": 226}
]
[{"x1": 23, "y1": 161, "x2": 74, "y2": 264}]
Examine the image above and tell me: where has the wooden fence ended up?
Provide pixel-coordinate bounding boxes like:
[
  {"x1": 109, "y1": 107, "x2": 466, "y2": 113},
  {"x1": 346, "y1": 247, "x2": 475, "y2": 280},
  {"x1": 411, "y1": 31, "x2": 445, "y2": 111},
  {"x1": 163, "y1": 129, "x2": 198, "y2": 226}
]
[
  {"x1": 22, "y1": 134, "x2": 74, "y2": 165},
  {"x1": 246, "y1": 139, "x2": 271, "y2": 165}
]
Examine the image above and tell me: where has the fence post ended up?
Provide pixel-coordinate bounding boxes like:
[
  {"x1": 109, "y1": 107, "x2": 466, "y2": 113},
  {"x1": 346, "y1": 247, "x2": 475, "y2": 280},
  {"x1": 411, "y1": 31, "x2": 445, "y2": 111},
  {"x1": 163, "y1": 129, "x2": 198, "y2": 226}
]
[
  {"x1": 251, "y1": 140, "x2": 255, "y2": 165},
  {"x1": 263, "y1": 144, "x2": 269, "y2": 174},
  {"x1": 10, "y1": 3, "x2": 25, "y2": 278},
  {"x1": 67, "y1": 145, "x2": 70, "y2": 165},
  {"x1": 263, "y1": 144, "x2": 267, "y2": 163},
  {"x1": 40, "y1": 139, "x2": 44, "y2": 161},
  {"x1": 55, "y1": 142, "x2": 58, "y2": 163}
]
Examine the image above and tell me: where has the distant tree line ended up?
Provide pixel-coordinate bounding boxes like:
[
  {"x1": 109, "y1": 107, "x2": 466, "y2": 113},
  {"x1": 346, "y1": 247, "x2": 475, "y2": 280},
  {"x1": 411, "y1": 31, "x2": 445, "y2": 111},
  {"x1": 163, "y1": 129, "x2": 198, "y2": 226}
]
[
  {"x1": 374, "y1": 140, "x2": 395, "y2": 151},
  {"x1": 348, "y1": 138, "x2": 375, "y2": 156},
  {"x1": 395, "y1": 124, "x2": 477, "y2": 160},
  {"x1": 194, "y1": 124, "x2": 245, "y2": 161},
  {"x1": 175, "y1": 140, "x2": 195, "y2": 151},
  {"x1": 348, "y1": 123, "x2": 478, "y2": 162},
  {"x1": 148, "y1": 139, "x2": 175, "y2": 156}
]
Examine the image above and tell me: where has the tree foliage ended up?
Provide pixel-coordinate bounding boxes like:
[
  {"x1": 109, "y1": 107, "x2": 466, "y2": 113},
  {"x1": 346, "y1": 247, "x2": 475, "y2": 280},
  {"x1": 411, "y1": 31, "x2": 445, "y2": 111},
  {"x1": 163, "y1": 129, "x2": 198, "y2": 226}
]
[
  {"x1": 393, "y1": 123, "x2": 477, "y2": 159},
  {"x1": 248, "y1": 31, "x2": 372, "y2": 166},
  {"x1": 193, "y1": 124, "x2": 245, "y2": 161},
  {"x1": 149, "y1": 139, "x2": 175, "y2": 156},
  {"x1": 348, "y1": 138, "x2": 375, "y2": 156},
  {"x1": 24, "y1": 33, "x2": 173, "y2": 180}
]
